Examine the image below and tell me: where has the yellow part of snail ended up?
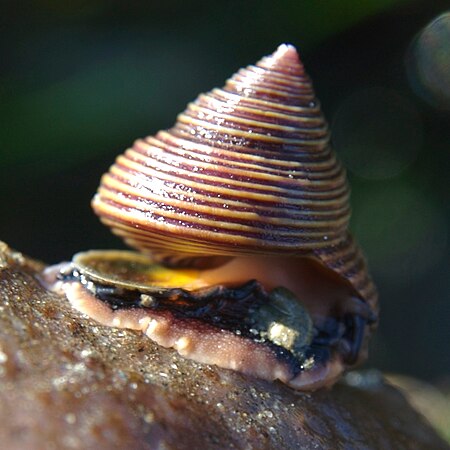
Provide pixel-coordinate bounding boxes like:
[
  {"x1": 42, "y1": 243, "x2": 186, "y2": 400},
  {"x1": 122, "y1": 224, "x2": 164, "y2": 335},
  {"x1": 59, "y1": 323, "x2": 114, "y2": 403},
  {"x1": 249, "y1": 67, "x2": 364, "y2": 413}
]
[{"x1": 44, "y1": 44, "x2": 378, "y2": 391}]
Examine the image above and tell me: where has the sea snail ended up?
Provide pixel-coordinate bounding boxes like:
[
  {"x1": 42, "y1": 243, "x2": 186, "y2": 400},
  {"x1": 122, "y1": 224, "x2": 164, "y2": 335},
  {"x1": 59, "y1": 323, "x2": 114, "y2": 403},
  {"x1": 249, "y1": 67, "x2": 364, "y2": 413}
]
[{"x1": 43, "y1": 44, "x2": 378, "y2": 391}]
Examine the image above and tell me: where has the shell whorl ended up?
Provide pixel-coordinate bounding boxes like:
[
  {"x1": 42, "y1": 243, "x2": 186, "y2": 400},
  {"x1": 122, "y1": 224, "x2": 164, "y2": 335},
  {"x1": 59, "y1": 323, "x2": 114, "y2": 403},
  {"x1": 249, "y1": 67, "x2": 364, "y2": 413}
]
[{"x1": 93, "y1": 44, "x2": 350, "y2": 260}]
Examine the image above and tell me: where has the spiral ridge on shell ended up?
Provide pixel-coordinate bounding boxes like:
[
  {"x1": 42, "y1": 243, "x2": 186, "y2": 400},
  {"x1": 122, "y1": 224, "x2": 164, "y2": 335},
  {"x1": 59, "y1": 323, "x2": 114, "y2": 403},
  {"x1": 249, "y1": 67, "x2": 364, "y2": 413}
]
[
  {"x1": 93, "y1": 45, "x2": 350, "y2": 254},
  {"x1": 92, "y1": 44, "x2": 377, "y2": 306}
]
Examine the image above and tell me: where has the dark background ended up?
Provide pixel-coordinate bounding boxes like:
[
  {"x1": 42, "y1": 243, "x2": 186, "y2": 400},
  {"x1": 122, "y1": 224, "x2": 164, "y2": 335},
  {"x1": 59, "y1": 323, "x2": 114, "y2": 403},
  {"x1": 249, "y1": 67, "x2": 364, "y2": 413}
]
[{"x1": 1, "y1": 0, "x2": 449, "y2": 384}]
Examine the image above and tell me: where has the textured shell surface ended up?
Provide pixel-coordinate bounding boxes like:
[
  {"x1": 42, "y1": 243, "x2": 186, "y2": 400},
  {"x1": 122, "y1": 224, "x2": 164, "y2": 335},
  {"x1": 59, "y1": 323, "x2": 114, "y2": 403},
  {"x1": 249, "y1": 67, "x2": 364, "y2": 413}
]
[{"x1": 92, "y1": 44, "x2": 377, "y2": 308}]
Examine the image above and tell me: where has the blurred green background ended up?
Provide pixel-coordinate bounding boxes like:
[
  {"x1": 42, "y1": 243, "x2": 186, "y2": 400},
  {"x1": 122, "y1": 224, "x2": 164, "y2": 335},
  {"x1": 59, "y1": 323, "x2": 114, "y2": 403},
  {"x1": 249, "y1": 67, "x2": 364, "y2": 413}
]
[{"x1": 1, "y1": 0, "x2": 449, "y2": 384}]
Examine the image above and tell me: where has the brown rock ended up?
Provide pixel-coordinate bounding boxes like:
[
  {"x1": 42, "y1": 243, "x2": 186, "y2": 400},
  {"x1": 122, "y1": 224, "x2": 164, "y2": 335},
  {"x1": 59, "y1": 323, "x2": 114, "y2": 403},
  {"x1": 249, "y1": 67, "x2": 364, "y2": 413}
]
[{"x1": 0, "y1": 241, "x2": 447, "y2": 450}]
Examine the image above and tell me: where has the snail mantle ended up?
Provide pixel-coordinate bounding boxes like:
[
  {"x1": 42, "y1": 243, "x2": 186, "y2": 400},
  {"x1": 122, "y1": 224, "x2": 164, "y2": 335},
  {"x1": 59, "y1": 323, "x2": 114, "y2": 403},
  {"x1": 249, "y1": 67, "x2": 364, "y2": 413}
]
[{"x1": 42, "y1": 44, "x2": 378, "y2": 391}]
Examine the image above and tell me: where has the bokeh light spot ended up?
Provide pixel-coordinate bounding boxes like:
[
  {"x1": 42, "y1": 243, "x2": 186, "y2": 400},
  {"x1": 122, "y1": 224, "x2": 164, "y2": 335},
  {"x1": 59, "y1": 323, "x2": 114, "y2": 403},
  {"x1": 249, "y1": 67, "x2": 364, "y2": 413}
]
[
  {"x1": 406, "y1": 11, "x2": 450, "y2": 110},
  {"x1": 332, "y1": 87, "x2": 422, "y2": 179}
]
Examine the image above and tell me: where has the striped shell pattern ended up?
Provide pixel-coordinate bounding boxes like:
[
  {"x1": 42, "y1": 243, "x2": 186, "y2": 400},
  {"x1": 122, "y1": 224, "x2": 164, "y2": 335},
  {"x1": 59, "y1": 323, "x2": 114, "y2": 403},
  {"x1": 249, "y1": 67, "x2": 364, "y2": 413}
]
[{"x1": 92, "y1": 44, "x2": 377, "y2": 309}]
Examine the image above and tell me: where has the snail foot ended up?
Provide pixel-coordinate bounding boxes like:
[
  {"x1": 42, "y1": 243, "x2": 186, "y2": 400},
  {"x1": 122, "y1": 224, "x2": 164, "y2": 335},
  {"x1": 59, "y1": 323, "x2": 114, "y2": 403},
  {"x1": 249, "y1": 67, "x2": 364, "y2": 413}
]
[{"x1": 41, "y1": 258, "x2": 372, "y2": 391}]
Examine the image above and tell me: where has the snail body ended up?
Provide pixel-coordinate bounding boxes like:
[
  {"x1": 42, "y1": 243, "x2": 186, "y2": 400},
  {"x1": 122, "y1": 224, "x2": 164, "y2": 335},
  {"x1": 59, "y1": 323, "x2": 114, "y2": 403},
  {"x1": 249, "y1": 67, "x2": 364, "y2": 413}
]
[{"x1": 44, "y1": 44, "x2": 378, "y2": 391}]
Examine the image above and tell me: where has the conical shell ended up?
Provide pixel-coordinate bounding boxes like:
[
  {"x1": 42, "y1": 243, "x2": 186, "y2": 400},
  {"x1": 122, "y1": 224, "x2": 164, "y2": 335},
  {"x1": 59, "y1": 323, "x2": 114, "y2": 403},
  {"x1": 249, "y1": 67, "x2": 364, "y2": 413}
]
[{"x1": 92, "y1": 44, "x2": 376, "y2": 306}]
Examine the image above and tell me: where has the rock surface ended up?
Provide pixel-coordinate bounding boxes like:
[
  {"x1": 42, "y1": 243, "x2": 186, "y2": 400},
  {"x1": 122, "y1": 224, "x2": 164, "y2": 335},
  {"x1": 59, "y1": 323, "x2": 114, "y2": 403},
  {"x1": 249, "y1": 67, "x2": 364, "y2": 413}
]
[{"x1": 0, "y1": 241, "x2": 447, "y2": 450}]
